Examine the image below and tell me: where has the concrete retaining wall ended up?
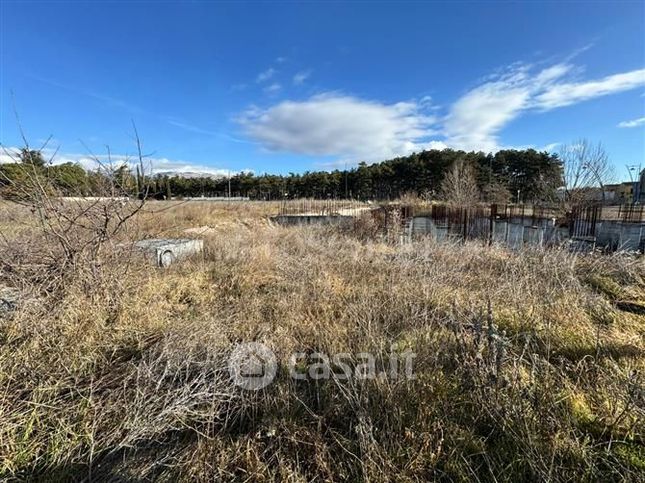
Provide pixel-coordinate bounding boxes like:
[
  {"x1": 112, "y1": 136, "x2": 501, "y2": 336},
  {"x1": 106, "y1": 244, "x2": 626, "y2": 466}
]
[
  {"x1": 410, "y1": 216, "x2": 644, "y2": 253},
  {"x1": 595, "y1": 221, "x2": 644, "y2": 252}
]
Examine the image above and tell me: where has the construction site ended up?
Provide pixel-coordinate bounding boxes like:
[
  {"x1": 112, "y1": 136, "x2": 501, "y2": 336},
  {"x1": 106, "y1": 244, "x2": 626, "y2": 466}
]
[{"x1": 272, "y1": 199, "x2": 645, "y2": 253}]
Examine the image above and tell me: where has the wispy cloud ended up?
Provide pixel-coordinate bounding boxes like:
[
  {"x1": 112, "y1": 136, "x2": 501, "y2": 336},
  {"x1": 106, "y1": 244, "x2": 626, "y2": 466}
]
[
  {"x1": 444, "y1": 66, "x2": 536, "y2": 152},
  {"x1": 276, "y1": 56, "x2": 287, "y2": 64},
  {"x1": 257, "y1": 68, "x2": 276, "y2": 83},
  {"x1": 165, "y1": 117, "x2": 252, "y2": 144},
  {"x1": 29, "y1": 75, "x2": 144, "y2": 114},
  {"x1": 165, "y1": 118, "x2": 219, "y2": 136},
  {"x1": 542, "y1": 142, "x2": 561, "y2": 152},
  {"x1": 533, "y1": 69, "x2": 645, "y2": 109},
  {"x1": 238, "y1": 93, "x2": 440, "y2": 162},
  {"x1": 263, "y1": 83, "x2": 282, "y2": 94},
  {"x1": 617, "y1": 116, "x2": 645, "y2": 128},
  {"x1": 445, "y1": 63, "x2": 645, "y2": 151},
  {"x1": 293, "y1": 70, "x2": 312, "y2": 85}
]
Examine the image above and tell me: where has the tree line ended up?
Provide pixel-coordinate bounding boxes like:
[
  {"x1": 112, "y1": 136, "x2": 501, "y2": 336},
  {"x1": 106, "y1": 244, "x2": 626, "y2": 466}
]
[{"x1": 1, "y1": 147, "x2": 564, "y2": 203}]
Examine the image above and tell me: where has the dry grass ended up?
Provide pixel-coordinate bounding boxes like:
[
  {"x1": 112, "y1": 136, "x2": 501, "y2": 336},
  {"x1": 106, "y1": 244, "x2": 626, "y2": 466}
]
[{"x1": 0, "y1": 200, "x2": 643, "y2": 481}]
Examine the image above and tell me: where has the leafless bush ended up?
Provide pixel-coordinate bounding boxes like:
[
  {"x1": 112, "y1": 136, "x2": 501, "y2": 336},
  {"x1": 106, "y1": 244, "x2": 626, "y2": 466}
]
[
  {"x1": 0, "y1": 129, "x2": 151, "y2": 296},
  {"x1": 559, "y1": 139, "x2": 614, "y2": 206},
  {"x1": 439, "y1": 159, "x2": 481, "y2": 206}
]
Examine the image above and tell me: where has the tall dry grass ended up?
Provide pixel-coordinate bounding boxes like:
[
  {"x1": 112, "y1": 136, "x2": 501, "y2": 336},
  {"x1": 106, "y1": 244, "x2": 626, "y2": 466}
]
[{"x1": 0, "y1": 200, "x2": 643, "y2": 481}]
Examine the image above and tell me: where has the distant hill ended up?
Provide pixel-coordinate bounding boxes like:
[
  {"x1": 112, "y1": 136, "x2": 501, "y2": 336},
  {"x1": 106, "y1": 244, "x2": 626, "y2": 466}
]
[{"x1": 154, "y1": 171, "x2": 225, "y2": 180}]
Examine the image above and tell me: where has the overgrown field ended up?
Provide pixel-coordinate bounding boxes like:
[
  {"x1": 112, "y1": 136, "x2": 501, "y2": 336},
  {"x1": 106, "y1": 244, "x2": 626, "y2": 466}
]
[{"x1": 0, "y1": 201, "x2": 643, "y2": 481}]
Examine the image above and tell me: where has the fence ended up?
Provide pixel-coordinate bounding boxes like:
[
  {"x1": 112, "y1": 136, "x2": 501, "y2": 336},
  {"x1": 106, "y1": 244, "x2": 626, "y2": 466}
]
[
  {"x1": 410, "y1": 203, "x2": 612, "y2": 244},
  {"x1": 616, "y1": 204, "x2": 645, "y2": 223},
  {"x1": 278, "y1": 198, "x2": 370, "y2": 217},
  {"x1": 274, "y1": 200, "x2": 643, "y2": 250},
  {"x1": 569, "y1": 205, "x2": 601, "y2": 238}
]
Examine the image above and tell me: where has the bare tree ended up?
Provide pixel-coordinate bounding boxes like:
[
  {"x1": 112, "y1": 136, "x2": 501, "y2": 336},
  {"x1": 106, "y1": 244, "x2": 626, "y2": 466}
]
[
  {"x1": 482, "y1": 180, "x2": 511, "y2": 204},
  {"x1": 439, "y1": 160, "x2": 480, "y2": 206},
  {"x1": 559, "y1": 139, "x2": 614, "y2": 206},
  {"x1": 0, "y1": 122, "x2": 151, "y2": 295}
]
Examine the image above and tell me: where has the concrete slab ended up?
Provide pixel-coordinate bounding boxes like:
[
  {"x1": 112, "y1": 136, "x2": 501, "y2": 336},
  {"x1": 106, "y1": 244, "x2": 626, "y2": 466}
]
[{"x1": 134, "y1": 238, "x2": 204, "y2": 267}]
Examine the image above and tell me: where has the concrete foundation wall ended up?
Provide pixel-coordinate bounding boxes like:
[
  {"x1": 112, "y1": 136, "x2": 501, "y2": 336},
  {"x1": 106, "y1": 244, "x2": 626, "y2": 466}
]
[
  {"x1": 595, "y1": 221, "x2": 644, "y2": 252},
  {"x1": 410, "y1": 217, "x2": 644, "y2": 253}
]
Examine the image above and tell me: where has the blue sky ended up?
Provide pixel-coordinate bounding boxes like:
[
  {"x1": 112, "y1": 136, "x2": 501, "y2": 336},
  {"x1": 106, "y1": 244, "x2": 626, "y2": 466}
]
[{"x1": 1, "y1": 1, "x2": 644, "y2": 179}]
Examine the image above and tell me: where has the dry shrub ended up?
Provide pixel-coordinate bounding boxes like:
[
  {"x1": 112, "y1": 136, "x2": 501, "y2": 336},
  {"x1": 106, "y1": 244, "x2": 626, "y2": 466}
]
[
  {"x1": 0, "y1": 200, "x2": 643, "y2": 481},
  {"x1": 439, "y1": 160, "x2": 480, "y2": 206}
]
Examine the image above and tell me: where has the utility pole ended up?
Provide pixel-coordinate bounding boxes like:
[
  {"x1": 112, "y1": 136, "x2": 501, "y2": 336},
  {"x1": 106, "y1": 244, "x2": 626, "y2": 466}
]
[
  {"x1": 626, "y1": 164, "x2": 641, "y2": 204},
  {"x1": 344, "y1": 162, "x2": 348, "y2": 199},
  {"x1": 228, "y1": 170, "x2": 231, "y2": 198}
]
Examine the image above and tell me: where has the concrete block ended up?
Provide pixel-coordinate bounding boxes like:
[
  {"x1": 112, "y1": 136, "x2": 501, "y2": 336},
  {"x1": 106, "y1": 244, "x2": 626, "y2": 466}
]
[{"x1": 134, "y1": 238, "x2": 204, "y2": 267}]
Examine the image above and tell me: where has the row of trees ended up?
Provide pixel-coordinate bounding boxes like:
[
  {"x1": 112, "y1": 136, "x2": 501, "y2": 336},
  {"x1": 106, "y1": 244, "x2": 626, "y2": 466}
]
[
  {"x1": 162, "y1": 148, "x2": 563, "y2": 203},
  {"x1": 3, "y1": 144, "x2": 612, "y2": 205},
  {"x1": 0, "y1": 149, "x2": 92, "y2": 198},
  {"x1": 0, "y1": 148, "x2": 173, "y2": 200}
]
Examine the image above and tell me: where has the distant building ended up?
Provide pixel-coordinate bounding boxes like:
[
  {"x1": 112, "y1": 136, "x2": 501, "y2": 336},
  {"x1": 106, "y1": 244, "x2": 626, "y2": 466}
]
[{"x1": 603, "y1": 182, "x2": 635, "y2": 204}]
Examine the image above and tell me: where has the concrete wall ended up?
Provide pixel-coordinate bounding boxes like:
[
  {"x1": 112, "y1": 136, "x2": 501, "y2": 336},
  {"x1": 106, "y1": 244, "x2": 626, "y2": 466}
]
[
  {"x1": 595, "y1": 221, "x2": 644, "y2": 252},
  {"x1": 410, "y1": 216, "x2": 644, "y2": 253}
]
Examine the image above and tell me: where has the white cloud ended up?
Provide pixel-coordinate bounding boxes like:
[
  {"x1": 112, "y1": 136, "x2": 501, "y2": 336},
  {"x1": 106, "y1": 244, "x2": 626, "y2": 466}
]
[
  {"x1": 276, "y1": 56, "x2": 287, "y2": 64},
  {"x1": 238, "y1": 93, "x2": 439, "y2": 162},
  {"x1": 542, "y1": 142, "x2": 561, "y2": 152},
  {"x1": 444, "y1": 63, "x2": 645, "y2": 152},
  {"x1": 263, "y1": 83, "x2": 282, "y2": 94},
  {"x1": 425, "y1": 140, "x2": 449, "y2": 150},
  {"x1": 444, "y1": 68, "x2": 535, "y2": 152},
  {"x1": 238, "y1": 58, "x2": 645, "y2": 160},
  {"x1": 0, "y1": 150, "x2": 20, "y2": 165},
  {"x1": 293, "y1": 70, "x2": 311, "y2": 85},
  {"x1": 617, "y1": 116, "x2": 645, "y2": 128},
  {"x1": 257, "y1": 68, "x2": 276, "y2": 83},
  {"x1": 534, "y1": 69, "x2": 645, "y2": 109}
]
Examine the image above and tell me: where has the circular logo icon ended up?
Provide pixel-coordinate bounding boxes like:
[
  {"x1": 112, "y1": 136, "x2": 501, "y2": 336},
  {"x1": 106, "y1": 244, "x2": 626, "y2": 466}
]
[{"x1": 228, "y1": 342, "x2": 277, "y2": 390}]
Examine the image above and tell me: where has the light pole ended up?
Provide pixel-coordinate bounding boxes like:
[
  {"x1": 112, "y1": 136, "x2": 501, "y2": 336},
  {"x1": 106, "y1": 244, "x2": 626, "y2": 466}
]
[{"x1": 626, "y1": 164, "x2": 641, "y2": 203}]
